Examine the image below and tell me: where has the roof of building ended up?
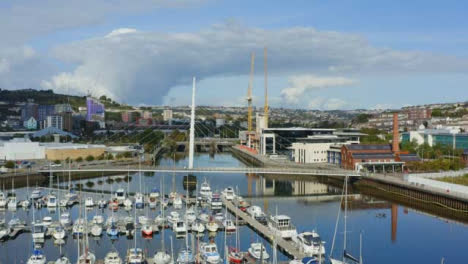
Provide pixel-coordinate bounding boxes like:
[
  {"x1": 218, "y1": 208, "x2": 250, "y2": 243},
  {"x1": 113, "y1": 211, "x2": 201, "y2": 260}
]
[
  {"x1": 346, "y1": 144, "x2": 392, "y2": 151},
  {"x1": 399, "y1": 153, "x2": 421, "y2": 162},
  {"x1": 263, "y1": 127, "x2": 335, "y2": 132},
  {"x1": 32, "y1": 127, "x2": 77, "y2": 138},
  {"x1": 351, "y1": 152, "x2": 395, "y2": 159}
]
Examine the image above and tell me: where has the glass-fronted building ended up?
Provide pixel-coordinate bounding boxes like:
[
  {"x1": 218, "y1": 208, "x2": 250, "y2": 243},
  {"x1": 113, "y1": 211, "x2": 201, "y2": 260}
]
[{"x1": 401, "y1": 129, "x2": 468, "y2": 149}]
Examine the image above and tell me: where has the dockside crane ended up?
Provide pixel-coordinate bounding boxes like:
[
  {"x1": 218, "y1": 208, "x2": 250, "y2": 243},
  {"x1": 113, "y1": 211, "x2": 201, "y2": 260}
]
[{"x1": 247, "y1": 52, "x2": 255, "y2": 133}]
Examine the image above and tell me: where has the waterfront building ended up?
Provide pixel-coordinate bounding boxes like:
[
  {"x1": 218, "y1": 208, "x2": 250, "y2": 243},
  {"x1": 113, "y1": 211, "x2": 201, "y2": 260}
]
[
  {"x1": 122, "y1": 111, "x2": 138, "y2": 123},
  {"x1": 23, "y1": 117, "x2": 37, "y2": 130},
  {"x1": 37, "y1": 104, "x2": 55, "y2": 122},
  {"x1": 86, "y1": 96, "x2": 105, "y2": 128},
  {"x1": 54, "y1": 103, "x2": 72, "y2": 113},
  {"x1": 292, "y1": 135, "x2": 356, "y2": 164},
  {"x1": 215, "y1": 118, "x2": 225, "y2": 128},
  {"x1": 44, "y1": 115, "x2": 63, "y2": 130},
  {"x1": 21, "y1": 101, "x2": 38, "y2": 121},
  {"x1": 142, "y1": 110, "x2": 152, "y2": 119},
  {"x1": 163, "y1": 109, "x2": 173, "y2": 121},
  {"x1": 341, "y1": 144, "x2": 403, "y2": 172},
  {"x1": 401, "y1": 126, "x2": 468, "y2": 149}
]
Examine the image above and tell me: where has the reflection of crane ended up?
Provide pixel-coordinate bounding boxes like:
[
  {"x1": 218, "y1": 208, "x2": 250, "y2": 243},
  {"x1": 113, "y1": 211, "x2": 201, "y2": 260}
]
[
  {"x1": 247, "y1": 52, "x2": 255, "y2": 132},
  {"x1": 264, "y1": 47, "x2": 268, "y2": 128}
]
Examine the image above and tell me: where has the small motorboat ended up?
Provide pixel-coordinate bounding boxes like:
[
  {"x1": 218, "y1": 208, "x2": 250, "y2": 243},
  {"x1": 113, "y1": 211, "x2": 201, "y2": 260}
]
[
  {"x1": 185, "y1": 208, "x2": 197, "y2": 224},
  {"x1": 228, "y1": 248, "x2": 244, "y2": 264},
  {"x1": 115, "y1": 188, "x2": 126, "y2": 205},
  {"x1": 60, "y1": 212, "x2": 71, "y2": 226},
  {"x1": 199, "y1": 179, "x2": 212, "y2": 200},
  {"x1": 209, "y1": 193, "x2": 222, "y2": 210},
  {"x1": 104, "y1": 251, "x2": 123, "y2": 264},
  {"x1": 72, "y1": 218, "x2": 85, "y2": 236},
  {"x1": 27, "y1": 249, "x2": 47, "y2": 264},
  {"x1": 191, "y1": 221, "x2": 205, "y2": 233},
  {"x1": 199, "y1": 241, "x2": 221, "y2": 264},
  {"x1": 173, "y1": 195, "x2": 182, "y2": 209},
  {"x1": 292, "y1": 231, "x2": 326, "y2": 257},
  {"x1": 138, "y1": 215, "x2": 150, "y2": 225},
  {"x1": 223, "y1": 219, "x2": 236, "y2": 233},
  {"x1": 214, "y1": 212, "x2": 224, "y2": 222},
  {"x1": 177, "y1": 249, "x2": 195, "y2": 264},
  {"x1": 0, "y1": 192, "x2": 7, "y2": 208},
  {"x1": 173, "y1": 220, "x2": 187, "y2": 235},
  {"x1": 20, "y1": 199, "x2": 31, "y2": 208},
  {"x1": 52, "y1": 225, "x2": 66, "y2": 240},
  {"x1": 142, "y1": 224, "x2": 153, "y2": 237},
  {"x1": 153, "y1": 251, "x2": 172, "y2": 264},
  {"x1": 47, "y1": 194, "x2": 57, "y2": 208},
  {"x1": 32, "y1": 222, "x2": 47, "y2": 243},
  {"x1": 55, "y1": 255, "x2": 71, "y2": 264},
  {"x1": 91, "y1": 224, "x2": 103, "y2": 237},
  {"x1": 135, "y1": 193, "x2": 144, "y2": 209},
  {"x1": 107, "y1": 224, "x2": 119, "y2": 238},
  {"x1": 248, "y1": 243, "x2": 269, "y2": 260},
  {"x1": 126, "y1": 248, "x2": 146, "y2": 264},
  {"x1": 92, "y1": 215, "x2": 105, "y2": 225},
  {"x1": 109, "y1": 198, "x2": 119, "y2": 211},
  {"x1": 148, "y1": 188, "x2": 160, "y2": 208},
  {"x1": 98, "y1": 199, "x2": 108, "y2": 209},
  {"x1": 124, "y1": 198, "x2": 133, "y2": 208},
  {"x1": 206, "y1": 219, "x2": 218, "y2": 233},
  {"x1": 42, "y1": 216, "x2": 53, "y2": 227},
  {"x1": 167, "y1": 211, "x2": 180, "y2": 226},
  {"x1": 31, "y1": 189, "x2": 43, "y2": 200},
  {"x1": 7, "y1": 195, "x2": 17, "y2": 210},
  {"x1": 85, "y1": 197, "x2": 95, "y2": 207},
  {"x1": 78, "y1": 252, "x2": 96, "y2": 264},
  {"x1": 222, "y1": 187, "x2": 235, "y2": 201}
]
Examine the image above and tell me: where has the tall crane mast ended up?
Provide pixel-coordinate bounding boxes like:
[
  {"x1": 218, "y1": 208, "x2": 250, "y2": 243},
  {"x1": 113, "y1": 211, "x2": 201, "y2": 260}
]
[{"x1": 247, "y1": 52, "x2": 255, "y2": 132}]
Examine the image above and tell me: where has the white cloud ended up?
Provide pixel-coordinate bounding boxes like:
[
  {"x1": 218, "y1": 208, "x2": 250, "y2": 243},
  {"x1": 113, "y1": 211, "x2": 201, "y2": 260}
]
[
  {"x1": 307, "y1": 97, "x2": 349, "y2": 110},
  {"x1": 281, "y1": 75, "x2": 356, "y2": 103},
  {"x1": 40, "y1": 23, "x2": 468, "y2": 105}
]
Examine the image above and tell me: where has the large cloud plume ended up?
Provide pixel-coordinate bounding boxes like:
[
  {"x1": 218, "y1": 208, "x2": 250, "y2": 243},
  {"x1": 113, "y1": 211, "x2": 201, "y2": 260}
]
[{"x1": 41, "y1": 23, "x2": 468, "y2": 104}]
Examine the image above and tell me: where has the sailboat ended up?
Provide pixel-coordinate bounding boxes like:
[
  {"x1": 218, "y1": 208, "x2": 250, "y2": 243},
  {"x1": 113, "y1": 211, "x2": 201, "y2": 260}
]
[
  {"x1": 124, "y1": 165, "x2": 133, "y2": 209},
  {"x1": 229, "y1": 186, "x2": 244, "y2": 264},
  {"x1": 154, "y1": 175, "x2": 173, "y2": 264},
  {"x1": 126, "y1": 205, "x2": 146, "y2": 263},
  {"x1": 77, "y1": 206, "x2": 96, "y2": 264},
  {"x1": 135, "y1": 156, "x2": 145, "y2": 209},
  {"x1": 28, "y1": 203, "x2": 46, "y2": 264},
  {"x1": 53, "y1": 176, "x2": 66, "y2": 241},
  {"x1": 329, "y1": 176, "x2": 363, "y2": 264},
  {"x1": 104, "y1": 250, "x2": 123, "y2": 264},
  {"x1": 7, "y1": 177, "x2": 17, "y2": 210}
]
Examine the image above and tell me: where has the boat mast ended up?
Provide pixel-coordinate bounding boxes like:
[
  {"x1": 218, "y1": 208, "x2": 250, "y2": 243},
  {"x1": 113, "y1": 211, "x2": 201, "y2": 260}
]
[{"x1": 343, "y1": 175, "x2": 348, "y2": 263}]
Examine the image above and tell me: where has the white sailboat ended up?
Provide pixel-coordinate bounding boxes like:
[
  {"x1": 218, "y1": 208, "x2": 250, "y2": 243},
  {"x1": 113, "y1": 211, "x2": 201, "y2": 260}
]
[
  {"x1": 126, "y1": 205, "x2": 146, "y2": 264},
  {"x1": 28, "y1": 203, "x2": 46, "y2": 264},
  {"x1": 329, "y1": 176, "x2": 363, "y2": 264},
  {"x1": 154, "y1": 175, "x2": 173, "y2": 264},
  {"x1": 77, "y1": 207, "x2": 96, "y2": 264},
  {"x1": 104, "y1": 250, "x2": 123, "y2": 264}
]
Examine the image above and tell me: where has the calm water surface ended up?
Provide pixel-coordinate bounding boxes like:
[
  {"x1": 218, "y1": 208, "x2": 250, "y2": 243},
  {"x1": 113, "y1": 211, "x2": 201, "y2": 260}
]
[{"x1": 0, "y1": 153, "x2": 467, "y2": 263}]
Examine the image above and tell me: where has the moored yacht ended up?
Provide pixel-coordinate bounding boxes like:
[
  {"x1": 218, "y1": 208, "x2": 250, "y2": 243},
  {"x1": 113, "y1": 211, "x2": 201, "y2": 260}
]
[
  {"x1": 0, "y1": 191, "x2": 7, "y2": 208},
  {"x1": 222, "y1": 187, "x2": 235, "y2": 201},
  {"x1": 292, "y1": 231, "x2": 326, "y2": 257},
  {"x1": 104, "y1": 251, "x2": 123, "y2": 264},
  {"x1": 85, "y1": 197, "x2": 95, "y2": 207},
  {"x1": 126, "y1": 248, "x2": 146, "y2": 264},
  {"x1": 209, "y1": 193, "x2": 222, "y2": 210},
  {"x1": 199, "y1": 241, "x2": 221, "y2": 264},
  {"x1": 31, "y1": 188, "x2": 43, "y2": 200},
  {"x1": 267, "y1": 214, "x2": 297, "y2": 239},
  {"x1": 115, "y1": 188, "x2": 126, "y2": 205},
  {"x1": 248, "y1": 243, "x2": 269, "y2": 260},
  {"x1": 47, "y1": 194, "x2": 57, "y2": 208},
  {"x1": 135, "y1": 193, "x2": 144, "y2": 209},
  {"x1": 199, "y1": 179, "x2": 212, "y2": 200},
  {"x1": 148, "y1": 188, "x2": 160, "y2": 208},
  {"x1": 60, "y1": 212, "x2": 71, "y2": 226},
  {"x1": 176, "y1": 249, "x2": 195, "y2": 264},
  {"x1": 27, "y1": 249, "x2": 46, "y2": 264}
]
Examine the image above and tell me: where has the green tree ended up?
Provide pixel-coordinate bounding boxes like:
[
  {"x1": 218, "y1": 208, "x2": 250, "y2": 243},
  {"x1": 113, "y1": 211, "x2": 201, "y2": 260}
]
[
  {"x1": 4, "y1": 161, "x2": 15, "y2": 169},
  {"x1": 75, "y1": 157, "x2": 83, "y2": 162},
  {"x1": 85, "y1": 155, "x2": 95, "y2": 162}
]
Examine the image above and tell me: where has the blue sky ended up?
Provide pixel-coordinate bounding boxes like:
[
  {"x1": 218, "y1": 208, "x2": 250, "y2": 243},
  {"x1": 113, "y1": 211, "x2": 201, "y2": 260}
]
[{"x1": 1, "y1": 0, "x2": 467, "y2": 109}]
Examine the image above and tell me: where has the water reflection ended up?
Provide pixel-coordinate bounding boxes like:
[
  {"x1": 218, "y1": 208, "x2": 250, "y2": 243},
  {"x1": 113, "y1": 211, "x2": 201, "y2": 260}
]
[{"x1": 0, "y1": 153, "x2": 467, "y2": 264}]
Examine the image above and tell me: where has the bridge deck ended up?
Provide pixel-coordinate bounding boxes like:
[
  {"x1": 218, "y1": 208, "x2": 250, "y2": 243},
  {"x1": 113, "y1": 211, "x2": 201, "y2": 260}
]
[
  {"x1": 38, "y1": 166, "x2": 360, "y2": 177},
  {"x1": 221, "y1": 196, "x2": 306, "y2": 260}
]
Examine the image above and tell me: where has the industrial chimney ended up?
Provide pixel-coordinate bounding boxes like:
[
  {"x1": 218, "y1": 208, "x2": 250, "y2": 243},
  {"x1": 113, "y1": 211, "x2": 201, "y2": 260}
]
[{"x1": 392, "y1": 112, "x2": 400, "y2": 153}]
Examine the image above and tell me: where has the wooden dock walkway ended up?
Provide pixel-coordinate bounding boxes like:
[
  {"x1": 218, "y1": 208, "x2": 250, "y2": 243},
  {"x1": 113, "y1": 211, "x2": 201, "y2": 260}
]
[{"x1": 221, "y1": 196, "x2": 305, "y2": 260}]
